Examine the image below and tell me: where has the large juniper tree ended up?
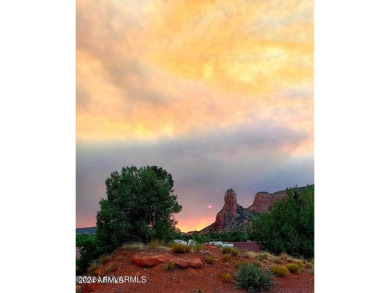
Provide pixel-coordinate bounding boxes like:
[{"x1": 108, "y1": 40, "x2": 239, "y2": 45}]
[{"x1": 96, "y1": 165, "x2": 182, "y2": 253}]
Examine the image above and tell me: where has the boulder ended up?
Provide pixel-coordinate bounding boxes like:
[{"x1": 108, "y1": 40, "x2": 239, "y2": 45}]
[
  {"x1": 132, "y1": 253, "x2": 171, "y2": 267},
  {"x1": 170, "y1": 257, "x2": 202, "y2": 268}
]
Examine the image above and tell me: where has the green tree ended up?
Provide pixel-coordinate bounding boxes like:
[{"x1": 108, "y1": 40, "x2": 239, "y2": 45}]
[
  {"x1": 249, "y1": 185, "x2": 314, "y2": 259},
  {"x1": 96, "y1": 166, "x2": 182, "y2": 253}
]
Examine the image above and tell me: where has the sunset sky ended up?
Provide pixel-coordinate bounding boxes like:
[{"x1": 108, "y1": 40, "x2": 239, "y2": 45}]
[{"x1": 76, "y1": 0, "x2": 314, "y2": 232}]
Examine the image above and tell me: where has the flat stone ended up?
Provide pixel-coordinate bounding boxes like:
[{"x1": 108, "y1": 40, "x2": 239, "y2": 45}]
[
  {"x1": 132, "y1": 253, "x2": 171, "y2": 267},
  {"x1": 170, "y1": 257, "x2": 202, "y2": 268}
]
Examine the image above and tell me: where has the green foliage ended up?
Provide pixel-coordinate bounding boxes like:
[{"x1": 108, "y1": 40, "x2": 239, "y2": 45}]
[
  {"x1": 270, "y1": 265, "x2": 289, "y2": 277},
  {"x1": 99, "y1": 254, "x2": 111, "y2": 265},
  {"x1": 234, "y1": 263, "x2": 273, "y2": 292},
  {"x1": 295, "y1": 260, "x2": 304, "y2": 268},
  {"x1": 87, "y1": 262, "x2": 100, "y2": 276},
  {"x1": 104, "y1": 264, "x2": 118, "y2": 273},
  {"x1": 194, "y1": 244, "x2": 203, "y2": 252},
  {"x1": 76, "y1": 234, "x2": 99, "y2": 275},
  {"x1": 222, "y1": 246, "x2": 237, "y2": 255},
  {"x1": 234, "y1": 260, "x2": 247, "y2": 268},
  {"x1": 96, "y1": 166, "x2": 182, "y2": 253},
  {"x1": 162, "y1": 261, "x2": 175, "y2": 271},
  {"x1": 205, "y1": 256, "x2": 215, "y2": 264},
  {"x1": 182, "y1": 231, "x2": 249, "y2": 243},
  {"x1": 219, "y1": 272, "x2": 233, "y2": 282},
  {"x1": 274, "y1": 257, "x2": 283, "y2": 264},
  {"x1": 258, "y1": 253, "x2": 269, "y2": 260},
  {"x1": 286, "y1": 263, "x2": 300, "y2": 274},
  {"x1": 171, "y1": 243, "x2": 190, "y2": 253},
  {"x1": 250, "y1": 185, "x2": 314, "y2": 259},
  {"x1": 148, "y1": 239, "x2": 162, "y2": 249},
  {"x1": 223, "y1": 254, "x2": 232, "y2": 262}
]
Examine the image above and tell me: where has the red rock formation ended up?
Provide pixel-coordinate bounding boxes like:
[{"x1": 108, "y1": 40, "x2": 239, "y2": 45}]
[
  {"x1": 170, "y1": 257, "x2": 202, "y2": 268},
  {"x1": 132, "y1": 253, "x2": 171, "y2": 267},
  {"x1": 246, "y1": 191, "x2": 286, "y2": 213}
]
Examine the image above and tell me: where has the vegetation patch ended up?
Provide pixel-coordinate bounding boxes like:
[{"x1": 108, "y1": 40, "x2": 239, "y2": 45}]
[
  {"x1": 286, "y1": 263, "x2": 300, "y2": 274},
  {"x1": 223, "y1": 254, "x2": 232, "y2": 262},
  {"x1": 162, "y1": 261, "x2": 175, "y2": 271},
  {"x1": 194, "y1": 244, "x2": 203, "y2": 252},
  {"x1": 219, "y1": 272, "x2": 233, "y2": 282},
  {"x1": 234, "y1": 260, "x2": 247, "y2": 268},
  {"x1": 235, "y1": 262, "x2": 273, "y2": 292},
  {"x1": 258, "y1": 253, "x2": 269, "y2": 260},
  {"x1": 271, "y1": 265, "x2": 289, "y2": 277},
  {"x1": 99, "y1": 254, "x2": 112, "y2": 265},
  {"x1": 87, "y1": 262, "x2": 100, "y2": 276},
  {"x1": 105, "y1": 264, "x2": 118, "y2": 273},
  {"x1": 171, "y1": 243, "x2": 191, "y2": 253},
  {"x1": 205, "y1": 256, "x2": 215, "y2": 264},
  {"x1": 295, "y1": 260, "x2": 304, "y2": 268},
  {"x1": 274, "y1": 257, "x2": 283, "y2": 264}
]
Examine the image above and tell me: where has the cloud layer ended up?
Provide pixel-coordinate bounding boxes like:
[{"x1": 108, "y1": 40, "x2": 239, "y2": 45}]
[{"x1": 76, "y1": 0, "x2": 314, "y2": 231}]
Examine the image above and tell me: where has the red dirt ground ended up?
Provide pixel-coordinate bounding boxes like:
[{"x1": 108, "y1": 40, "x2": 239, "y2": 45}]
[{"x1": 79, "y1": 245, "x2": 314, "y2": 293}]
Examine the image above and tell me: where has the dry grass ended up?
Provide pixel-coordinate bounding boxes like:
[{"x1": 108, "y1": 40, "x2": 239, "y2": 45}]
[
  {"x1": 234, "y1": 260, "x2": 247, "y2": 268},
  {"x1": 271, "y1": 265, "x2": 289, "y2": 277},
  {"x1": 105, "y1": 264, "x2": 118, "y2": 273},
  {"x1": 223, "y1": 254, "x2": 232, "y2": 262},
  {"x1": 274, "y1": 257, "x2": 283, "y2": 264},
  {"x1": 205, "y1": 256, "x2": 215, "y2": 264},
  {"x1": 257, "y1": 253, "x2": 269, "y2": 261},
  {"x1": 122, "y1": 242, "x2": 146, "y2": 250},
  {"x1": 295, "y1": 260, "x2": 304, "y2": 268},
  {"x1": 87, "y1": 262, "x2": 100, "y2": 276},
  {"x1": 194, "y1": 244, "x2": 203, "y2": 252},
  {"x1": 171, "y1": 243, "x2": 191, "y2": 253},
  {"x1": 219, "y1": 272, "x2": 233, "y2": 282},
  {"x1": 193, "y1": 288, "x2": 204, "y2": 293},
  {"x1": 162, "y1": 261, "x2": 175, "y2": 271},
  {"x1": 286, "y1": 263, "x2": 301, "y2": 274},
  {"x1": 99, "y1": 254, "x2": 112, "y2": 265}
]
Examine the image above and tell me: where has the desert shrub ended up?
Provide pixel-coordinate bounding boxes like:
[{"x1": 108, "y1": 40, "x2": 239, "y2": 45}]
[
  {"x1": 222, "y1": 247, "x2": 233, "y2": 254},
  {"x1": 250, "y1": 185, "x2": 314, "y2": 259},
  {"x1": 270, "y1": 265, "x2": 289, "y2": 277},
  {"x1": 286, "y1": 263, "x2": 300, "y2": 274},
  {"x1": 223, "y1": 254, "x2": 232, "y2": 262},
  {"x1": 258, "y1": 253, "x2": 268, "y2": 260},
  {"x1": 234, "y1": 260, "x2": 247, "y2": 267},
  {"x1": 205, "y1": 256, "x2": 215, "y2": 264},
  {"x1": 305, "y1": 261, "x2": 314, "y2": 269},
  {"x1": 148, "y1": 239, "x2": 161, "y2": 249},
  {"x1": 162, "y1": 261, "x2": 175, "y2": 271},
  {"x1": 194, "y1": 288, "x2": 204, "y2": 293},
  {"x1": 99, "y1": 254, "x2": 112, "y2": 265},
  {"x1": 219, "y1": 272, "x2": 233, "y2": 282},
  {"x1": 171, "y1": 243, "x2": 190, "y2": 253},
  {"x1": 235, "y1": 262, "x2": 273, "y2": 292},
  {"x1": 231, "y1": 248, "x2": 239, "y2": 257},
  {"x1": 295, "y1": 261, "x2": 304, "y2": 268},
  {"x1": 87, "y1": 262, "x2": 100, "y2": 276},
  {"x1": 194, "y1": 244, "x2": 203, "y2": 252},
  {"x1": 105, "y1": 264, "x2": 118, "y2": 273},
  {"x1": 274, "y1": 257, "x2": 283, "y2": 264}
]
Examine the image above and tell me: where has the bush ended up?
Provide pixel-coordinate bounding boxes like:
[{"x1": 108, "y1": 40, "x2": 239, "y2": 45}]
[
  {"x1": 222, "y1": 247, "x2": 233, "y2": 254},
  {"x1": 235, "y1": 263, "x2": 273, "y2": 292},
  {"x1": 295, "y1": 261, "x2": 304, "y2": 268},
  {"x1": 205, "y1": 256, "x2": 214, "y2": 264},
  {"x1": 171, "y1": 243, "x2": 190, "y2": 253},
  {"x1": 219, "y1": 272, "x2": 233, "y2": 282},
  {"x1": 99, "y1": 254, "x2": 112, "y2": 265},
  {"x1": 270, "y1": 265, "x2": 289, "y2": 277},
  {"x1": 194, "y1": 288, "x2": 204, "y2": 293},
  {"x1": 258, "y1": 253, "x2": 268, "y2": 260},
  {"x1": 250, "y1": 185, "x2": 314, "y2": 259},
  {"x1": 148, "y1": 239, "x2": 161, "y2": 249},
  {"x1": 286, "y1": 263, "x2": 300, "y2": 274},
  {"x1": 234, "y1": 260, "x2": 247, "y2": 268},
  {"x1": 162, "y1": 261, "x2": 175, "y2": 271},
  {"x1": 87, "y1": 262, "x2": 100, "y2": 276},
  {"x1": 223, "y1": 254, "x2": 232, "y2": 262},
  {"x1": 274, "y1": 257, "x2": 283, "y2": 264},
  {"x1": 105, "y1": 264, "x2": 118, "y2": 273},
  {"x1": 194, "y1": 244, "x2": 202, "y2": 252},
  {"x1": 231, "y1": 248, "x2": 239, "y2": 257}
]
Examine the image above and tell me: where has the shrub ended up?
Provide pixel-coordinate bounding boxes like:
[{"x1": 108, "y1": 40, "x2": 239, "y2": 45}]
[
  {"x1": 105, "y1": 264, "x2": 118, "y2": 273},
  {"x1": 162, "y1": 261, "x2": 175, "y2": 271},
  {"x1": 205, "y1": 256, "x2": 215, "y2": 264},
  {"x1": 194, "y1": 244, "x2": 203, "y2": 252},
  {"x1": 286, "y1": 263, "x2": 300, "y2": 274},
  {"x1": 258, "y1": 253, "x2": 268, "y2": 260},
  {"x1": 280, "y1": 253, "x2": 288, "y2": 260},
  {"x1": 99, "y1": 254, "x2": 112, "y2": 265},
  {"x1": 171, "y1": 243, "x2": 190, "y2": 253},
  {"x1": 305, "y1": 261, "x2": 314, "y2": 269},
  {"x1": 223, "y1": 254, "x2": 232, "y2": 262},
  {"x1": 219, "y1": 272, "x2": 233, "y2": 282},
  {"x1": 235, "y1": 263, "x2": 273, "y2": 292},
  {"x1": 295, "y1": 261, "x2": 304, "y2": 268},
  {"x1": 87, "y1": 262, "x2": 100, "y2": 276},
  {"x1": 234, "y1": 260, "x2": 246, "y2": 268},
  {"x1": 148, "y1": 239, "x2": 161, "y2": 249},
  {"x1": 231, "y1": 248, "x2": 239, "y2": 257},
  {"x1": 222, "y1": 247, "x2": 233, "y2": 254},
  {"x1": 270, "y1": 265, "x2": 289, "y2": 277},
  {"x1": 194, "y1": 288, "x2": 204, "y2": 293},
  {"x1": 274, "y1": 257, "x2": 283, "y2": 264}
]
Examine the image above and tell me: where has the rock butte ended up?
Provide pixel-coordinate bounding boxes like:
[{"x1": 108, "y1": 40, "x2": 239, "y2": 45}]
[{"x1": 199, "y1": 188, "x2": 287, "y2": 234}]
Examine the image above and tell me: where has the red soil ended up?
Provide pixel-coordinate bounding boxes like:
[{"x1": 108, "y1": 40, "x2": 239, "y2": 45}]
[{"x1": 79, "y1": 245, "x2": 314, "y2": 293}]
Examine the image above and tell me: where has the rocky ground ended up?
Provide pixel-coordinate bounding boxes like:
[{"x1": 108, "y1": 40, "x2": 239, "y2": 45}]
[{"x1": 78, "y1": 244, "x2": 314, "y2": 293}]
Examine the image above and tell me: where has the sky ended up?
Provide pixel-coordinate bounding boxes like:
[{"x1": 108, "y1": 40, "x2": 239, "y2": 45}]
[{"x1": 76, "y1": 0, "x2": 314, "y2": 232}]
